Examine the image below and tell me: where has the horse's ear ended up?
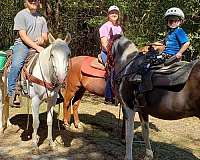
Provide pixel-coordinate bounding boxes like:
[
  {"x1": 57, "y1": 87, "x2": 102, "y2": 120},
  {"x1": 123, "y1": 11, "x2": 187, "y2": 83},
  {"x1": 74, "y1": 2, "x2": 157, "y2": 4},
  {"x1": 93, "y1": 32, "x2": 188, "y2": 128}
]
[
  {"x1": 48, "y1": 33, "x2": 56, "y2": 43},
  {"x1": 64, "y1": 33, "x2": 71, "y2": 44}
]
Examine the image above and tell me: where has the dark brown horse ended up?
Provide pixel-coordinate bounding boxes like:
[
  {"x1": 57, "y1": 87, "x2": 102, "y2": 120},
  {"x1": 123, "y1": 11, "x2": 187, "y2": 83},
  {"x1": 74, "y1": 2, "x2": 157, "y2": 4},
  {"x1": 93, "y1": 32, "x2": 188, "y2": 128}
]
[
  {"x1": 110, "y1": 40, "x2": 200, "y2": 159},
  {"x1": 119, "y1": 58, "x2": 200, "y2": 159}
]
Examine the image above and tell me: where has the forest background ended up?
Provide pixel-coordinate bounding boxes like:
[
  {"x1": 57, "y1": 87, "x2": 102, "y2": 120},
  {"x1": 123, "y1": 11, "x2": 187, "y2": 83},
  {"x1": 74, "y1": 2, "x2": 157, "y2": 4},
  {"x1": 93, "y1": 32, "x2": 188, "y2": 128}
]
[{"x1": 0, "y1": 0, "x2": 200, "y2": 56}]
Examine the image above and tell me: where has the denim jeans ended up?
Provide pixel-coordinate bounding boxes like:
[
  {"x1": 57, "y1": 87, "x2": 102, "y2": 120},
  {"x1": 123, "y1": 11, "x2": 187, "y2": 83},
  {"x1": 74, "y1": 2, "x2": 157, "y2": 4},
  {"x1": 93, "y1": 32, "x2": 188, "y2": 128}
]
[
  {"x1": 101, "y1": 50, "x2": 107, "y2": 66},
  {"x1": 8, "y1": 43, "x2": 29, "y2": 96},
  {"x1": 105, "y1": 73, "x2": 113, "y2": 100}
]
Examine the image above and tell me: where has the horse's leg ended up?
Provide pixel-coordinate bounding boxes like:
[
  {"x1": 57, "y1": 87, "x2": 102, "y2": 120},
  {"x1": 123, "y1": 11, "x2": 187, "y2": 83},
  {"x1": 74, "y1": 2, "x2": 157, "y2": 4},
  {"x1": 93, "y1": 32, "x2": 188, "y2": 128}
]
[
  {"x1": 46, "y1": 93, "x2": 57, "y2": 150},
  {"x1": 63, "y1": 87, "x2": 85, "y2": 128},
  {"x1": 31, "y1": 96, "x2": 41, "y2": 154},
  {"x1": 138, "y1": 112, "x2": 153, "y2": 160},
  {"x1": 72, "y1": 88, "x2": 85, "y2": 128},
  {"x1": 121, "y1": 105, "x2": 126, "y2": 143},
  {"x1": 125, "y1": 106, "x2": 135, "y2": 160},
  {"x1": 63, "y1": 90, "x2": 76, "y2": 128}
]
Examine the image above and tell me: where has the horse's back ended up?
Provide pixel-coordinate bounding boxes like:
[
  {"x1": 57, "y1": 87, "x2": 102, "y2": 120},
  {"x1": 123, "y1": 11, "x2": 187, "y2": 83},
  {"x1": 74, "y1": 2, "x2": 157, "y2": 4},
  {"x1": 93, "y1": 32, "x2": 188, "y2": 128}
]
[{"x1": 65, "y1": 56, "x2": 105, "y2": 96}]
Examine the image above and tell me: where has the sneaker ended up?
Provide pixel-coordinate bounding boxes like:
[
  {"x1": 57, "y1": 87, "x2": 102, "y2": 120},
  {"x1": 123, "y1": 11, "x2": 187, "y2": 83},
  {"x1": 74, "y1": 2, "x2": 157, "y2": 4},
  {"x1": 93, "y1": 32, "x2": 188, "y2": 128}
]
[
  {"x1": 104, "y1": 98, "x2": 115, "y2": 105},
  {"x1": 133, "y1": 74, "x2": 142, "y2": 83}
]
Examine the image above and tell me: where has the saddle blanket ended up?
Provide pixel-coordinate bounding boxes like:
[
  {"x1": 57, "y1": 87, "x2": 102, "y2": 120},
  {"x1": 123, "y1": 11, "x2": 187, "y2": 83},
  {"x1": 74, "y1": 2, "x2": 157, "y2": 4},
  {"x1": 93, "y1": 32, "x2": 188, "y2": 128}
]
[{"x1": 81, "y1": 57, "x2": 106, "y2": 78}]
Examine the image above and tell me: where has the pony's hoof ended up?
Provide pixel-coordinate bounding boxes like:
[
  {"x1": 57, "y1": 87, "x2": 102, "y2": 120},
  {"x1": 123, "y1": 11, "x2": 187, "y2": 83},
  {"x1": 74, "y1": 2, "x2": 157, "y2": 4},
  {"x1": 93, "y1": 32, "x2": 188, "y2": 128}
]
[
  {"x1": 62, "y1": 123, "x2": 70, "y2": 130},
  {"x1": 32, "y1": 148, "x2": 40, "y2": 155},
  {"x1": 50, "y1": 142, "x2": 56, "y2": 150},
  {"x1": 120, "y1": 138, "x2": 125, "y2": 145},
  {"x1": 144, "y1": 149, "x2": 153, "y2": 160},
  {"x1": 48, "y1": 143, "x2": 56, "y2": 151},
  {"x1": 0, "y1": 128, "x2": 4, "y2": 135},
  {"x1": 71, "y1": 122, "x2": 85, "y2": 132},
  {"x1": 74, "y1": 122, "x2": 84, "y2": 129},
  {"x1": 55, "y1": 135, "x2": 64, "y2": 146}
]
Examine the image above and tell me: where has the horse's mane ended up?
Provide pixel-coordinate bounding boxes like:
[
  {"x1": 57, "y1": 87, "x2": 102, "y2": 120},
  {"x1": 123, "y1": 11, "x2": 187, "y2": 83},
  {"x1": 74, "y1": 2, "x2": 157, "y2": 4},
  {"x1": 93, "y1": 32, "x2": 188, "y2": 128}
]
[{"x1": 112, "y1": 35, "x2": 139, "y2": 64}]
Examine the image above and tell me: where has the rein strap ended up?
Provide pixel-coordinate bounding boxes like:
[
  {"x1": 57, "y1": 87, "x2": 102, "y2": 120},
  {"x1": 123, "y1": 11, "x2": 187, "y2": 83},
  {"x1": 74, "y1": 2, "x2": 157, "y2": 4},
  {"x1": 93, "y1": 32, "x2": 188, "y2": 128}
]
[{"x1": 23, "y1": 68, "x2": 55, "y2": 90}]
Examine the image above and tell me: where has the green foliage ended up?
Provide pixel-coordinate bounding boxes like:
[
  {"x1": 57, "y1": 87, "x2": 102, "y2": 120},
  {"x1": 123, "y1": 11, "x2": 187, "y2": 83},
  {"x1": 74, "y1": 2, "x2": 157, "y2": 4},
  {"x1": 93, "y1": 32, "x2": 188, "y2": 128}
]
[{"x1": 0, "y1": 0, "x2": 200, "y2": 55}]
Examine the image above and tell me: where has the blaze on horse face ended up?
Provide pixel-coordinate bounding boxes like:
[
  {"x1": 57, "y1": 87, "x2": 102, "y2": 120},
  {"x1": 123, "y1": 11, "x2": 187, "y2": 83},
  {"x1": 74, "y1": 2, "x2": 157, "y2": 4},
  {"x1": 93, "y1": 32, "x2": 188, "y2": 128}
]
[{"x1": 48, "y1": 33, "x2": 71, "y2": 84}]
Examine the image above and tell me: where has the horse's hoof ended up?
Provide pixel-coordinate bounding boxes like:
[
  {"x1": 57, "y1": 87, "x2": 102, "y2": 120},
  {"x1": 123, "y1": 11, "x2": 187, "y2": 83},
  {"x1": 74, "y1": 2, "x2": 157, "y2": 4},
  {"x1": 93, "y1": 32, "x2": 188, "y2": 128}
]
[
  {"x1": 71, "y1": 122, "x2": 84, "y2": 132},
  {"x1": 62, "y1": 123, "x2": 70, "y2": 130},
  {"x1": 55, "y1": 135, "x2": 64, "y2": 146},
  {"x1": 49, "y1": 142, "x2": 57, "y2": 151},
  {"x1": 74, "y1": 122, "x2": 84, "y2": 129},
  {"x1": 144, "y1": 149, "x2": 153, "y2": 160},
  {"x1": 0, "y1": 128, "x2": 4, "y2": 135},
  {"x1": 120, "y1": 138, "x2": 125, "y2": 145},
  {"x1": 47, "y1": 144, "x2": 56, "y2": 151},
  {"x1": 32, "y1": 147, "x2": 40, "y2": 155}
]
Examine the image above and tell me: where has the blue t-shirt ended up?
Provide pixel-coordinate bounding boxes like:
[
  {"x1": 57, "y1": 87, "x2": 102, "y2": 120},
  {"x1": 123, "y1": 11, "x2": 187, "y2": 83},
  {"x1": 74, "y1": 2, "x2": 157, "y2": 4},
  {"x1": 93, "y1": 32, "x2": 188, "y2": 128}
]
[{"x1": 163, "y1": 27, "x2": 189, "y2": 55}]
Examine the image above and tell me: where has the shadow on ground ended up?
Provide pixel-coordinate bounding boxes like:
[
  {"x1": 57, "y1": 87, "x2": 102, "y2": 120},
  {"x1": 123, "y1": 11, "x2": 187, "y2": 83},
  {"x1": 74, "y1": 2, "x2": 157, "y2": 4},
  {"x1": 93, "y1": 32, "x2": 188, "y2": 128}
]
[{"x1": 5, "y1": 110, "x2": 199, "y2": 160}]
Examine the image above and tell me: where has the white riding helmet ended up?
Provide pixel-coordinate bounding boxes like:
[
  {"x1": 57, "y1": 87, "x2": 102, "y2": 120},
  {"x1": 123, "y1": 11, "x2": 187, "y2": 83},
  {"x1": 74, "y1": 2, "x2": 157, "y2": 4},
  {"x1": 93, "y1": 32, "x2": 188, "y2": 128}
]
[
  {"x1": 164, "y1": 7, "x2": 185, "y2": 20},
  {"x1": 108, "y1": 5, "x2": 120, "y2": 13}
]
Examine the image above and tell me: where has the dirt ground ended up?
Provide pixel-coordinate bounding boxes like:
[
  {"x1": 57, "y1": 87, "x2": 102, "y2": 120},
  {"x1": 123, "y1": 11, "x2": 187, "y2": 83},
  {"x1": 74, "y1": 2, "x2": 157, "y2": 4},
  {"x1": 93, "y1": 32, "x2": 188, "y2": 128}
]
[{"x1": 0, "y1": 93, "x2": 200, "y2": 160}]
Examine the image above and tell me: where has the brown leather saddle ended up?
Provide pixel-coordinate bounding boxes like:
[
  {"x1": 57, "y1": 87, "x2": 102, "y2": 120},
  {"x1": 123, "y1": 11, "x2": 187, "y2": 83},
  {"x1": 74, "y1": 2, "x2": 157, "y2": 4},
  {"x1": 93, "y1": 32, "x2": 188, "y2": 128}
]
[{"x1": 3, "y1": 49, "x2": 39, "y2": 96}]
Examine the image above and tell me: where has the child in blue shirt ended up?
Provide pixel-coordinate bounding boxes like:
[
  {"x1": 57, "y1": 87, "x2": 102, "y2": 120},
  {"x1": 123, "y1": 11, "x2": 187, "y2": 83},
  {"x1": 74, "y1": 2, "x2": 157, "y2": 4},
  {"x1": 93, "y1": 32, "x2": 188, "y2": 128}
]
[{"x1": 155, "y1": 7, "x2": 190, "y2": 60}]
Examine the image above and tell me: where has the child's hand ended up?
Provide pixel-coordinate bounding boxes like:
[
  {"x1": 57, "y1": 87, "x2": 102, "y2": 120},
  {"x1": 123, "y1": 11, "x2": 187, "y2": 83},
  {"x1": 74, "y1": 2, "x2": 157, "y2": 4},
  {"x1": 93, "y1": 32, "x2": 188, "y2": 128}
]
[
  {"x1": 176, "y1": 52, "x2": 182, "y2": 59},
  {"x1": 36, "y1": 46, "x2": 44, "y2": 53}
]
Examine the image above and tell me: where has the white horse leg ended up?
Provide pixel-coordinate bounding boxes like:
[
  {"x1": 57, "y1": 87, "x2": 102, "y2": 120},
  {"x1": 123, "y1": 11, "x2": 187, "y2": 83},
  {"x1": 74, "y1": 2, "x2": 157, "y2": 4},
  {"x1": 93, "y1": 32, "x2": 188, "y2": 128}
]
[
  {"x1": 31, "y1": 96, "x2": 40, "y2": 153},
  {"x1": 125, "y1": 106, "x2": 135, "y2": 160},
  {"x1": 139, "y1": 113, "x2": 153, "y2": 160},
  {"x1": 46, "y1": 94, "x2": 57, "y2": 150}
]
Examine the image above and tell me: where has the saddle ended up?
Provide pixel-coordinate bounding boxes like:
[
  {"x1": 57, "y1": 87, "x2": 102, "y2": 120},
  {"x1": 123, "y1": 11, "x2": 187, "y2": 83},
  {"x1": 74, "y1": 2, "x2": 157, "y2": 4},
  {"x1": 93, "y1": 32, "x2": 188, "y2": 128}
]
[
  {"x1": 81, "y1": 55, "x2": 106, "y2": 78},
  {"x1": 130, "y1": 60, "x2": 199, "y2": 93},
  {"x1": 3, "y1": 49, "x2": 39, "y2": 96}
]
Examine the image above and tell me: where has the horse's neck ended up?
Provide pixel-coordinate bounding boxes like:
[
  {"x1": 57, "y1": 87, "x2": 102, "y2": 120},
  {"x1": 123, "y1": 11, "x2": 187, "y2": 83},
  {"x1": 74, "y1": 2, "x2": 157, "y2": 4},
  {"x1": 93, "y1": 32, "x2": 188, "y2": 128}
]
[{"x1": 33, "y1": 46, "x2": 52, "y2": 82}]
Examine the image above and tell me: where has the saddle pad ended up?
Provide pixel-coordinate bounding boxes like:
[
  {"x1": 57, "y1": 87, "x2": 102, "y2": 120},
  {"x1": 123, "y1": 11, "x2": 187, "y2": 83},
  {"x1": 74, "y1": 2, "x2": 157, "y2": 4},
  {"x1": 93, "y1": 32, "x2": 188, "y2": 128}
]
[
  {"x1": 152, "y1": 60, "x2": 199, "y2": 86},
  {"x1": 81, "y1": 57, "x2": 106, "y2": 78},
  {"x1": 151, "y1": 61, "x2": 186, "y2": 74},
  {"x1": 140, "y1": 59, "x2": 199, "y2": 92}
]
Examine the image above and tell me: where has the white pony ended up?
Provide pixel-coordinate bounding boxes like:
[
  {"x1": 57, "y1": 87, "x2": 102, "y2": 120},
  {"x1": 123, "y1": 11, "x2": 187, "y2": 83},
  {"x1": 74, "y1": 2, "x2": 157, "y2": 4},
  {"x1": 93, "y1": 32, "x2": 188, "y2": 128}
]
[{"x1": 0, "y1": 33, "x2": 71, "y2": 153}]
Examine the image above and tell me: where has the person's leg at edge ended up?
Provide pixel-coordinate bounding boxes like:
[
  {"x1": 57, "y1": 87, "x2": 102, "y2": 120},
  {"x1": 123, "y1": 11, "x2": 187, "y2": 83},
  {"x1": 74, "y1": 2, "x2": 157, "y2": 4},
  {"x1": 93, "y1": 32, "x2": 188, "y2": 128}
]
[
  {"x1": 105, "y1": 74, "x2": 114, "y2": 104},
  {"x1": 101, "y1": 50, "x2": 107, "y2": 66},
  {"x1": 7, "y1": 43, "x2": 29, "y2": 105}
]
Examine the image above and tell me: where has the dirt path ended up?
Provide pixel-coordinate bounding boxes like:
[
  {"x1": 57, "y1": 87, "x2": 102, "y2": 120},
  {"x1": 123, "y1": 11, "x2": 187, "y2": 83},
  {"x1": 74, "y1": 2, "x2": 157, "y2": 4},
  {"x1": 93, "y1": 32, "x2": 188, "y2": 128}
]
[{"x1": 0, "y1": 93, "x2": 200, "y2": 160}]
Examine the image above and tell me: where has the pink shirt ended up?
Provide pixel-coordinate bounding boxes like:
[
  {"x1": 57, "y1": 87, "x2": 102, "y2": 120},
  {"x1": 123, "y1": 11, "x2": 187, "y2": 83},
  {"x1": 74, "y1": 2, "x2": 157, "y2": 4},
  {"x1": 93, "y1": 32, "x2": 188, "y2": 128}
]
[{"x1": 99, "y1": 21, "x2": 123, "y2": 40}]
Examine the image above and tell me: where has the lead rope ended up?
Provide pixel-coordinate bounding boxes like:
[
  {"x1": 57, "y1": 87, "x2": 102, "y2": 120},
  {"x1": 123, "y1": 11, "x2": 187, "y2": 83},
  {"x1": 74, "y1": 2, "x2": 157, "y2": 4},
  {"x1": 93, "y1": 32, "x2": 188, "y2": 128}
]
[{"x1": 26, "y1": 81, "x2": 30, "y2": 131}]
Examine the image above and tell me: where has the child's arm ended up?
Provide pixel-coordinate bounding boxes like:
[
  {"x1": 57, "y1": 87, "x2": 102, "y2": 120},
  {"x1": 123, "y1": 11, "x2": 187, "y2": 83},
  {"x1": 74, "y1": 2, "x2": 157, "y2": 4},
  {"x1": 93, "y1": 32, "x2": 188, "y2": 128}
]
[{"x1": 176, "y1": 42, "x2": 190, "y2": 59}]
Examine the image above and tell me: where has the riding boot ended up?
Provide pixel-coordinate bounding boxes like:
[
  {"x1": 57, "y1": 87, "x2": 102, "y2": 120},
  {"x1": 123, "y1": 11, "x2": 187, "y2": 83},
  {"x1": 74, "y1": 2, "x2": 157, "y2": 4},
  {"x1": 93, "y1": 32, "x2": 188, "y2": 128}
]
[{"x1": 9, "y1": 92, "x2": 20, "y2": 108}]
